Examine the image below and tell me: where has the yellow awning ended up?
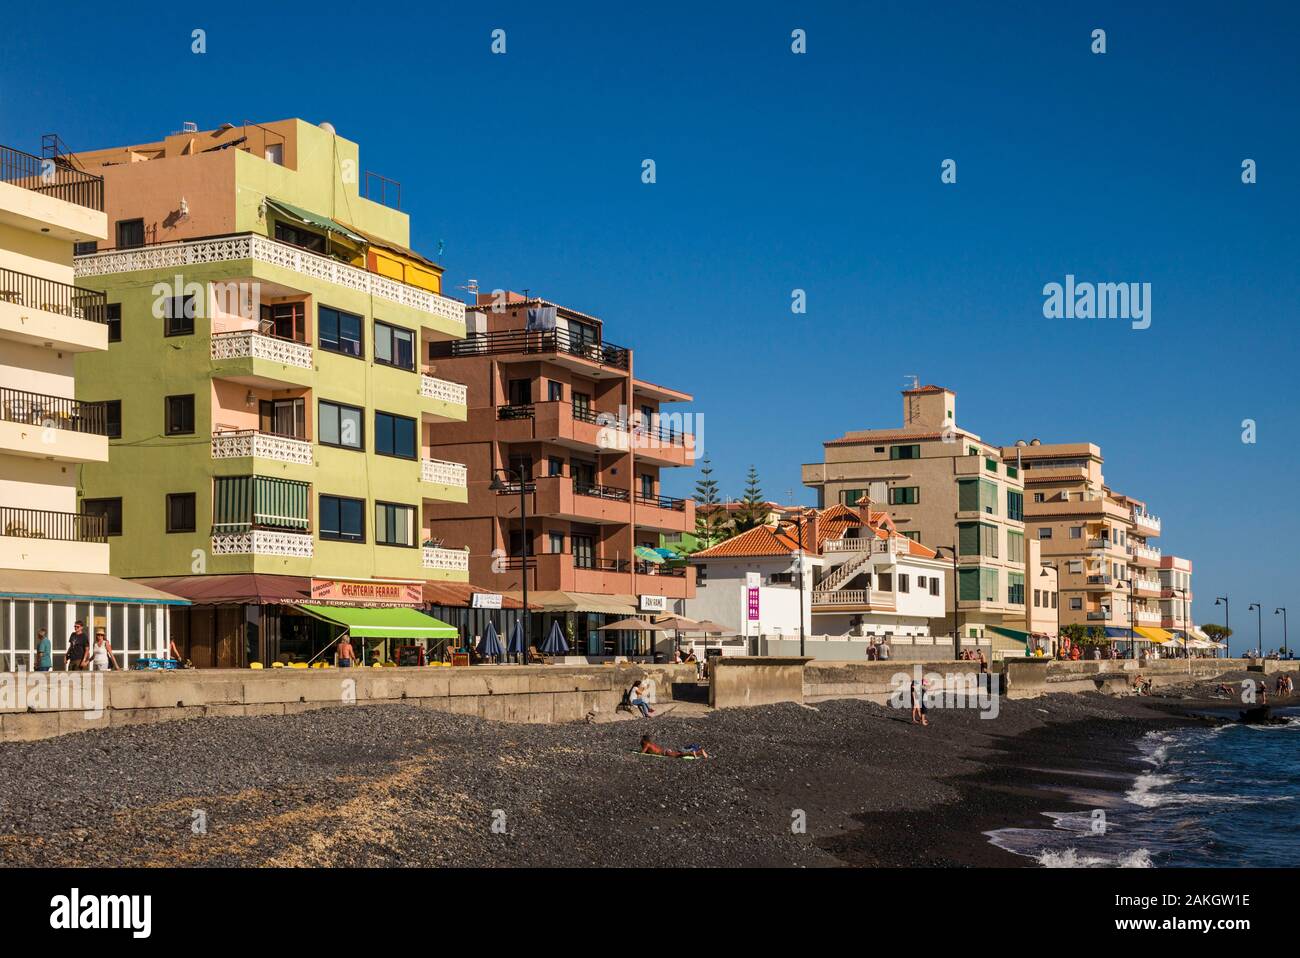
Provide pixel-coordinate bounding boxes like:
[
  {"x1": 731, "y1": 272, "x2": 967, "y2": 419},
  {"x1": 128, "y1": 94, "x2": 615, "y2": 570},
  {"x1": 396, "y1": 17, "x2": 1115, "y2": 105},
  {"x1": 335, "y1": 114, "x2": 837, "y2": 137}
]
[{"x1": 1134, "y1": 626, "x2": 1174, "y2": 644}]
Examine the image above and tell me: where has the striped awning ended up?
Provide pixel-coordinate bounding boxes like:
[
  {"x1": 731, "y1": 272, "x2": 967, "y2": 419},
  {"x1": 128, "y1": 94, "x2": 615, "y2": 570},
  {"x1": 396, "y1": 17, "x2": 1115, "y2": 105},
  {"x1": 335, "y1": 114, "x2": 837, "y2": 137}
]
[{"x1": 213, "y1": 476, "x2": 310, "y2": 532}]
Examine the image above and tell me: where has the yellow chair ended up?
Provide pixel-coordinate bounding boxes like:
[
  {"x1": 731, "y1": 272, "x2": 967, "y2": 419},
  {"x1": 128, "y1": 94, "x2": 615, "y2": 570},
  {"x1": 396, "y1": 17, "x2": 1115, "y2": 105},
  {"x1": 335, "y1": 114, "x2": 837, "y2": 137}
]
[{"x1": 249, "y1": 662, "x2": 264, "y2": 670}]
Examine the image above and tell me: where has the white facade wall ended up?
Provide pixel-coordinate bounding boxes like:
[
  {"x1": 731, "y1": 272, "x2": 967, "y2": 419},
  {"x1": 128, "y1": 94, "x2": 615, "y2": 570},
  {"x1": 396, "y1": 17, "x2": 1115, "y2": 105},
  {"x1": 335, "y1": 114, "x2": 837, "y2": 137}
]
[{"x1": 688, "y1": 554, "x2": 819, "y2": 638}]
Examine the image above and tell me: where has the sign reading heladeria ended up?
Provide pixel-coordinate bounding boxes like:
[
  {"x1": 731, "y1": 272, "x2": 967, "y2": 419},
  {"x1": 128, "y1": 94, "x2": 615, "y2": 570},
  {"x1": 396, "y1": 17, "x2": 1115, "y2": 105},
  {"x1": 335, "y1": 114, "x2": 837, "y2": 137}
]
[
  {"x1": 310, "y1": 578, "x2": 423, "y2": 605},
  {"x1": 471, "y1": 592, "x2": 503, "y2": 609}
]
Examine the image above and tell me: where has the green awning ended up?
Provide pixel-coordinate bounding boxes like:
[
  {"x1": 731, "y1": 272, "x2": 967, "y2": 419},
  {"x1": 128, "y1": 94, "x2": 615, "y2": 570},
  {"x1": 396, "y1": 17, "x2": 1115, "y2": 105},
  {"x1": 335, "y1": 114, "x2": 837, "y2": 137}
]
[
  {"x1": 988, "y1": 625, "x2": 1032, "y2": 648},
  {"x1": 266, "y1": 198, "x2": 367, "y2": 245},
  {"x1": 299, "y1": 605, "x2": 457, "y2": 640}
]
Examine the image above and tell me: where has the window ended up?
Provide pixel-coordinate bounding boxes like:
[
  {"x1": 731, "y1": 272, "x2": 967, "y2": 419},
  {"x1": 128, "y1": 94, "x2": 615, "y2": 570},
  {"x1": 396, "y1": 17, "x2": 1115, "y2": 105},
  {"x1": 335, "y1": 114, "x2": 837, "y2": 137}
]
[
  {"x1": 1038, "y1": 527, "x2": 1053, "y2": 539},
  {"x1": 1006, "y1": 490, "x2": 1023, "y2": 522},
  {"x1": 900, "y1": 530, "x2": 921, "y2": 542},
  {"x1": 958, "y1": 522, "x2": 998, "y2": 559},
  {"x1": 1007, "y1": 529, "x2": 1024, "y2": 564},
  {"x1": 839, "y1": 488, "x2": 867, "y2": 507},
  {"x1": 166, "y1": 493, "x2": 196, "y2": 533},
  {"x1": 83, "y1": 498, "x2": 122, "y2": 536},
  {"x1": 696, "y1": 564, "x2": 707, "y2": 583},
  {"x1": 103, "y1": 400, "x2": 121, "y2": 439},
  {"x1": 319, "y1": 305, "x2": 363, "y2": 358},
  {"x1": 769, "y1": 572, "x2": 793, "y2": 584},
  {"x1": 1070, "y1": 597, "x2": 1083, "y2": 611},
  {"x1": 958, "y1": 567, "x2": 998, "y2": 603},
  {"x1": 374, "y1": 502, "x2": 416, "y2": 547},
  {"x1": 547, "y1": 531, "x2": 565, "y2": 554},
  {"x1": 547, "y1": 457, "x2": 564, "y2": 477},
  {"x1": 318, "y1": 400, "x2": 363, "y2": 450},
  {"x1": 106, "y1": 304, "x2": 121, "y2": 342},
  {"x1": 548, "y1": 380, "x2": 563, "y2": 402},
  {"x1": 265, "y1": 143, "x2": 284, "y2": 165},
  {"x1": 1006, "y1": 465, "x2": 1019, "y2": 479},
  {"x1": 1070, "y1": 526, "x2": 1083, "y2": 539},
  {"x1": 873, "y1": 446, "x2": 885, "y2": 453},
  {"x1": 274, "y1": 220, "x2": 325, "y2": 253},
  {"x1": 1034, "y1": 589, "x2": 1041, "y2": 608},
  {"x1": 929, "y1": 577, "x2": 940, "y2": 597},
  {"x1": 572, "y1": 392, "x2": 592, "y2": 417},
  {"x1": 163, "y1": 295, "x2": 195, "y2": 336},
  {"x1": 116, "y1": 219, "x2": 145, "y2": 250},
  {"x1": 958, "y1": 478, "x2": 998, "y2": 515},
  {"x1": 165, "y1": 395, "x2": 194, "y2": 435},
  {"x1": 985, "y1": 457, "x2": 999, "y2": 473},
  {"x1": 319, "y1": 495, "x2": 365, "y2": 543},
  {"x1": 374, "y1": 411, "x2": 416, "y2": 459},
  {"x1": 640, "y1": 474, "x2": 655, "y2": 498},
  {"x1": 572, "y1": 534, "x2": 595, "y2": 569},
  {"x1": 1068, "y1": 560, "x2": 1083, "y2": 574},
  {"x1": 1008, "y1": 572, "x2": 1025, "y2": 606},
  {"x1": 889, "y1": 444, "x2": 920, "y2": 460},
  {"x1": 73, "y1": 240, "x2": 98, "y2": 256},
  {"x1": 898, "y1": 574, "x2": 910, "y2": 594},
  {"x1": 888, "y1": 486, "x2": 920, "y2": 505},
  {"x1": 375, "y1": 321, "x2": 415, "y2": 371},
  {"x1": 260, "y1": 302, "x2": 306, "y2": 342},
  {"x1": 1033, "y1": 493, "x2": 1045, "y2": 503},
  {"x1": 1052, "y1": 592, "x2": 1058, "y2": 609},
  {"x1": 259, "y1": 398, "x2": 306, "y2": 439}
]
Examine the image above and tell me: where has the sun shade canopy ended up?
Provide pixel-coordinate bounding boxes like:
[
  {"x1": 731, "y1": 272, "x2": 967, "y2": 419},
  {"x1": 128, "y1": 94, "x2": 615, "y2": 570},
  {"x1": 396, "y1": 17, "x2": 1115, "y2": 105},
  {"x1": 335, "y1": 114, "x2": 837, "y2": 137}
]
[
  {"x1": 266, "y1": 198, "x2": 367, "y2": 245},
  {"x1": 1134, "y1": 626, "x2": 1174, "y2": 643},
  {"x1": 299, "y1": 604, "x2": 457, "y2": 640}
]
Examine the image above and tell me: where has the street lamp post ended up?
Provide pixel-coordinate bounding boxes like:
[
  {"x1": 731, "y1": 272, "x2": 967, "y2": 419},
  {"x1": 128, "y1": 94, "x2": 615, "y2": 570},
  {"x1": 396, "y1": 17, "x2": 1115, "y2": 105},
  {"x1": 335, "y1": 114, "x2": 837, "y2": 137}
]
[
  {"x1": 489, "y1": 467, "x2": 535, "y2": 664},
  {"x1": 1126, "y1": 578, "x2": 1136, "y2": 661},
  {"x1": 1215, "y1": 595, "x2": 1229, "y2": 658},
  {"x1": 939, "y1": 545, "x2": 959, "y2": 659},
  {"x1": 1248, "y1": 602, "x2": 1263, "y2": 659},
  {"x1": 789, "y1": 509, "x2": 807, "y2": 658},
  {"x1": 1276, "y1": 608, "x2": 1289, "y2": 659}
]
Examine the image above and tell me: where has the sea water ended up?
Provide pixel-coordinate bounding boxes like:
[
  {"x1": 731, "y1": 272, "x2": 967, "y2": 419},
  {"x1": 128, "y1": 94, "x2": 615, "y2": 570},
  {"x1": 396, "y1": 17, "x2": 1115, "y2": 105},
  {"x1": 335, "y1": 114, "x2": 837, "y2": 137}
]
[{"x1": 986, "y1": 710, "x2": 1300, "y2": 867}]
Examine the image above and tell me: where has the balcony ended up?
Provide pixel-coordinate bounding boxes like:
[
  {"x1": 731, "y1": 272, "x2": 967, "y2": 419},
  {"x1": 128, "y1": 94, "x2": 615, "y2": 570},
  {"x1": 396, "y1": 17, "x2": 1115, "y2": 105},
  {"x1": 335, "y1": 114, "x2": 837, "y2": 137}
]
[
  {"x1": 1, "y1": 505, "x2": 109, "y2": 574},
  {"x1": 211, "y1": 529, "x2": 313, "y2": 558},
  {"x1": 493, "y1": 401, "x2": 694, "y2": 465},
  {"x1": 1132, "y1": 577, "x2": 1161, "y2": 597},
  {"x1": 211, "y1": 429, "x2": 312, "y2": 466},
  {"x1": 74, "y1": 232, "x2": 466, "y2": 333},
  {"x1": 812, "y1": 589, "x2": 897, "y2": 611},
  {"x1": 823, "y1": 536, "x2": 910, "y2": 556},
  {"x1": 1086, "y1": 610, "x2": 1111, "y2": 621},
  {"x1": 0, "y1": 266, "x2": 109, "y2": 352},
  {"x1": 211, "y1": 329, "x2": 313, "y2": 388},
  {"x1": 0, "y1": 145, "x2": 105, "y2": 242},
  {"x1": 1134, "y1": 608, "x2": 1162, "y2": 624},
  {"x1": 419, "y1": 373, "x2": 468, "y2": 422},
  {"x1": 435, "y1": 326, "x2": 628, "y2": 372},
  {"x1": 421, "y1": 457, "x2": 469, "y2": 496},
  {"x1": 0, "y1": 386, "x2": 111, "y2": 464},
  {"x1": 1132, "y1": 510, "x2": 1161, "y2": 536},
  {"x1": 634, "y1": 490, "x2": 694, "y2": 533},
  {"x1": 423, "y1": 546, "x2": 470, "y2": 573},
  {"x1": 1128, "y1": 543, "x2": 1161, "y2": 566},
  {"x1": 0, "y1": 145, "x2": 103, "y2": 211}
]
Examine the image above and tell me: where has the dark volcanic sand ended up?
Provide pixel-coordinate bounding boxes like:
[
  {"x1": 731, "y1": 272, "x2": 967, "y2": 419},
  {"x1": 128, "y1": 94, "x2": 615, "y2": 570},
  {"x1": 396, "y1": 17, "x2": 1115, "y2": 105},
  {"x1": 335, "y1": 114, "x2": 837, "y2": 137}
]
[{"x1": 0, "y1": 681, "x2": 1258, "y2": 868}]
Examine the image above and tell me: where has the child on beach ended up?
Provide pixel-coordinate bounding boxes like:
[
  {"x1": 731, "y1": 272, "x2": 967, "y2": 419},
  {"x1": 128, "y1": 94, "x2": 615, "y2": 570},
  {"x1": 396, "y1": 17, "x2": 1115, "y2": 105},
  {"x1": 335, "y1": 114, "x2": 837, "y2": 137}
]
[{"x1": 910, "y1": 679, "x2": 928, "y2": 726}]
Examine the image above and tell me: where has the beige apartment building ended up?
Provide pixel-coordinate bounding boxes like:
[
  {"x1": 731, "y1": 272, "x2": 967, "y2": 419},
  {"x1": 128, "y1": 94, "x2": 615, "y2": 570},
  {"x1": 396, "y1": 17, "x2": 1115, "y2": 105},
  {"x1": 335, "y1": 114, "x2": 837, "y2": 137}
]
[
  {"x1": 1000, "y1": 440, "x2": 1178, "y2": 639},
  {"x1": 1, "y1": 137, "x2": 183, "y2": 670},
  {"x1": 803, "y1": 385, "x2": 1027, "y2": 642}
]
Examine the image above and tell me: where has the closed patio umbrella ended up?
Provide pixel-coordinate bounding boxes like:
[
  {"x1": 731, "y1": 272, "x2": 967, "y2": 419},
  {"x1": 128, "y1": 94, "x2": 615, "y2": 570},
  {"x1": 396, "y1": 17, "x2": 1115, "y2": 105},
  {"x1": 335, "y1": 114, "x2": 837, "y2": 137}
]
[
  {"x1": 541, "y1": 620, "x2": 569, "y2": 655},
  {"x1": 477, "y1": 621, "x2": 504, "y2": 659},
  {"x1": 507, "y1": 620, "x2": 527, "y2": 660}
]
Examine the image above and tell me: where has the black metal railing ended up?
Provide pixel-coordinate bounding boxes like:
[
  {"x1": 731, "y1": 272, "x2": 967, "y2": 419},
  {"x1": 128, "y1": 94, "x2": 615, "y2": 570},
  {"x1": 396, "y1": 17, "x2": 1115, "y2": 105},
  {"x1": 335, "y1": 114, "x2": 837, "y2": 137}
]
[
  {"x1": 572, "y1": 405, "x2": 620, "y2": 426},
  {"x1": 0, "y1": 266, "x2": 107, "y2": 323},
  {"x1": 635, "y1": 491, "x2": 686, "y2": 511},
  {"x1": 493, "y1": 481, "x2": 537, "y2": 496},
  {"x1": 634, "y1": 421, "x2": 686, "y2": 445},
  {"x1": 0, "y1": 144, "x2": 104, "y2": 211},
  {"x1": 432, "y1": 327, "x2": 630, "y2": 370},
  {"x1": 575, "y1": 556, "x2": 629, "y2": 573},
  {"x1": 0, "y1": 387, "x2": 108, "y2": 435},
  {"x1": 0, "y1": 506, "x2": 106, "y2": 543},
  {"x1": 497, "y1": 404, "x2": 535, "y2": 420},
  {"x1": 638, "y1": 562, "x2": 687, "y2": 576},
  {"x1": 575, "y1": 482, "x2": 630, "y2": 502}
]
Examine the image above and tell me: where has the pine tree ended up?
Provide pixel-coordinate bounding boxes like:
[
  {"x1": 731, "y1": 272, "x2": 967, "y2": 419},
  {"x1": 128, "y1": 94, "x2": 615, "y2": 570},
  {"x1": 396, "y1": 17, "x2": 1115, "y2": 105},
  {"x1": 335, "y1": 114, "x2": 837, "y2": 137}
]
[
  {"x1": 732, "y1": 465, "x2": 766, "y2": 533},
  {"x1": 693, "y1": 457, "x2": 726, "y2": 547}
]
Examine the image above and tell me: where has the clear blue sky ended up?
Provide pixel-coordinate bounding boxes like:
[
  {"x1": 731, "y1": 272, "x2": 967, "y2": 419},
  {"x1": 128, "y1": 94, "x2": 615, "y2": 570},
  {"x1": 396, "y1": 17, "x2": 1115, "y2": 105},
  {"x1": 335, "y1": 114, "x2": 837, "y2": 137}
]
[{"x1": 2, "y1": 1, "x2": 1296, "y2": 650}]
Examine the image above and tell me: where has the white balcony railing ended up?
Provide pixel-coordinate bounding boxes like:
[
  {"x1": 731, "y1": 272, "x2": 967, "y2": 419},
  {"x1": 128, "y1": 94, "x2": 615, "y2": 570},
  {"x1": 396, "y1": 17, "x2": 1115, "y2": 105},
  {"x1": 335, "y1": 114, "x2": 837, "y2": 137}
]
[
  {"x1": 421, "y1": 457, "x2": 468, "y2": 488},
  {"x1": 75, "y1": 233, "x2": 466, "y2": 327},
  {"x1": 1135, "y1": 609, "x2": 1162, "y2": 624},
  {"x1": 423, "y1": 546, "x2": 469, "y2": 572},
  {"x1": 211, "y1": 330, "x2": 313, "y2": 369},
  {"x1": 1132, "y1": 510, "x2": 1162, "y2": 534},
  {"x1": 812, "y1": 588, "x2": 896, "y2": 608},
  {"x1": 823, "y1": 536, "x2": 909, "y2": 555},
  {"x1": 1129, "y1": 543, "x2": 1162, "y2": 562},
  {"x1": 420, "y1": 374, "x2": 467, "y2": 406},
  {"x1": 211, "y1": 430, "x2": 313, "y2": 465},
  {"x1": 211, "y1": 529, "x2": 313, "y2": 558},
  {"x1": 1132, "y1": 577, "x2": 1161, "y2": 594}
]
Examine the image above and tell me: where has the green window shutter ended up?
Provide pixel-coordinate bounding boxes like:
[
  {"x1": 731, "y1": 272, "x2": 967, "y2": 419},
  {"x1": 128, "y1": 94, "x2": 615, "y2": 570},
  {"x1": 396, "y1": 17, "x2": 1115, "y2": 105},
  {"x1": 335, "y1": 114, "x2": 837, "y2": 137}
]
[
  {"x1": 981, "y1": 567, "x2": 999, "y2": 602},
  {"x1": 1007, "y1": 530, "x2": 1024, "y2": 564},
  {"x1": 213, "y1": 476, "x2": 252, "y2": 532},
  {"x1": 1008, "y1": 572, "x2": 1025, "y2": 606},
  {"x1": 253, "y1": 477, "x2": 310, "y2": 530},
  {"x1": 958, "y1": 568, "x2": 980, "y2": 601},
  {"x1": 958, "y1": 522, "x2": 980, "y2": 556},
  {"x1": 980, "y1": 479, "x2": 998, "y2": 515},
  {"x1": 958, "y1": 479, "x2": 979, "y2": 512},
  {"x1": 980, "y1": 522, "x2": 999, "y2": 558}
]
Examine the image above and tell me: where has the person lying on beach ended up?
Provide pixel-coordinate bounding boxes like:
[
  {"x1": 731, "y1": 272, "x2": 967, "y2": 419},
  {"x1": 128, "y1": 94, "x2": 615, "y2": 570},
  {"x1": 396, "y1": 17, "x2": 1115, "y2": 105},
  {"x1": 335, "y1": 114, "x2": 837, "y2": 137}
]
[{"x1": 639, "y1": 735, "x2": 707, "y2": 759}]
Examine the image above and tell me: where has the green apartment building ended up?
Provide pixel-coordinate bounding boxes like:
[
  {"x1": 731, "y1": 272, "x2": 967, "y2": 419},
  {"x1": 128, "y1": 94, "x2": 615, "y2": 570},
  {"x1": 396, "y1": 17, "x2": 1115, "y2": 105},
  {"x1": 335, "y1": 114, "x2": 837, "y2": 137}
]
[{"x1": 71, "y1": 119, "x2": 469, "y2": 666}]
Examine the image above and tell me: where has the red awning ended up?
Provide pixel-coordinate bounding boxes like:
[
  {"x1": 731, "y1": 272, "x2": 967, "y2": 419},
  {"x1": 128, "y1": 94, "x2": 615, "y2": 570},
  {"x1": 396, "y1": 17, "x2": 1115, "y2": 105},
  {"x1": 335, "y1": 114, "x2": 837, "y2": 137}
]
[
  {"x1": 132, "y1": 574, "x2": 312, "y2": 606},
  {"x1": 422, "y1": 582, "x2": 540, "y2": 610}
]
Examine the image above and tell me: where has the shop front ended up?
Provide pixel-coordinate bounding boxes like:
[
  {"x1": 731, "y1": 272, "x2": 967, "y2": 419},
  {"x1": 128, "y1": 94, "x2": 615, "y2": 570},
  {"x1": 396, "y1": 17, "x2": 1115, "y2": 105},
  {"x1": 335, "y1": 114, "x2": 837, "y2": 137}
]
[{"x1": 134, "y1": 574, "x2": 454, "y2": 667}]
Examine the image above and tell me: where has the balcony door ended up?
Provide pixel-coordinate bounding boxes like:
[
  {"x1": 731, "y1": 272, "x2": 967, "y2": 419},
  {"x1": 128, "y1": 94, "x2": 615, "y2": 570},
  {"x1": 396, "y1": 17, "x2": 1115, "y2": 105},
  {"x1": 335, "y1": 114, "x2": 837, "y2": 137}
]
[
  {"x1": 261, "y1": 302, "x2": 306, "y2": 343},
  {"x1": 571, "y1": 459, "x2": 596, "y2": 490},
  {"x1": 259, "y1": 398, "x2": 306, "y2": 439},
  {"x1": 507, "y1": 379, "x2": 531, "y2": 406}
]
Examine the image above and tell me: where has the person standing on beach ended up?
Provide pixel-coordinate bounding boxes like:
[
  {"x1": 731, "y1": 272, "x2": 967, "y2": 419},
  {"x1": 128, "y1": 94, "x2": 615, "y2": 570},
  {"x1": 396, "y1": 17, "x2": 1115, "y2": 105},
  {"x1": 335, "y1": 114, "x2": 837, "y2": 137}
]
[{"x1": 911, "y1": 678, "x2": 928, "y2": 726}]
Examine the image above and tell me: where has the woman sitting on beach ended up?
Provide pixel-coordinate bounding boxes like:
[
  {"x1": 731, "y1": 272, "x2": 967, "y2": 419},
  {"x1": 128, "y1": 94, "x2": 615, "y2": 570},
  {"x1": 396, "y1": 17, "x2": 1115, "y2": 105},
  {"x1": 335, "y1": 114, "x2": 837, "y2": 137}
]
[
  {"x1": 628, "y1": 680, "x2": 654, "y2": 718},
  {"x1": 640, "y1": 735, "x2": 707, "y2": 759}
]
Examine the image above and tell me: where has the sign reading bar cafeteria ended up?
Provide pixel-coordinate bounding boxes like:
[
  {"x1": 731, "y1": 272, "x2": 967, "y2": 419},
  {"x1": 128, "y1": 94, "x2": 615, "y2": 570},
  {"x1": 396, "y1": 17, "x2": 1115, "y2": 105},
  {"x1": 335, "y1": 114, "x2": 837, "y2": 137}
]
[{"x1": 310, "y1": 578, "x2": 422, "y2": 605}]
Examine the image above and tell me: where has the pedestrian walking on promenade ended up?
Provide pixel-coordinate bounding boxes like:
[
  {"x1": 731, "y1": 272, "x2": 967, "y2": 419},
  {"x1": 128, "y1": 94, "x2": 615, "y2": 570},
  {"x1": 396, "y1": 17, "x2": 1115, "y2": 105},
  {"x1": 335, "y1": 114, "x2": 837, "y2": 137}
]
[
  {"x1": 65, "y1": 620, "x2": 88, "y2": 671},
  {"x1": 87, "y1": 630, "x2": 118, "y2": 672}
]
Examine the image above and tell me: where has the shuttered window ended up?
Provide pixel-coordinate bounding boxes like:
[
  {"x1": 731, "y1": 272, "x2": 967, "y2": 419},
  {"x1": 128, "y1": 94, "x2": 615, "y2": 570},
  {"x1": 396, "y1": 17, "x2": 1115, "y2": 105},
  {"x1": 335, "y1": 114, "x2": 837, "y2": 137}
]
[{"x1": 212, "y1": 476, "x2": 310, "y2": 532}]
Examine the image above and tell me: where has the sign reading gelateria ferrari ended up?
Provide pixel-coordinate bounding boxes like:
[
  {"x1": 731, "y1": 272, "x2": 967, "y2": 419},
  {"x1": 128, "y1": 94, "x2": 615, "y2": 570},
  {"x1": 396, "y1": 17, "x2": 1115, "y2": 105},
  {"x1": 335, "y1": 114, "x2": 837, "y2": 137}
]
[{"x1": 309, "y1": 578, "x2": 423, "y2": 606}]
